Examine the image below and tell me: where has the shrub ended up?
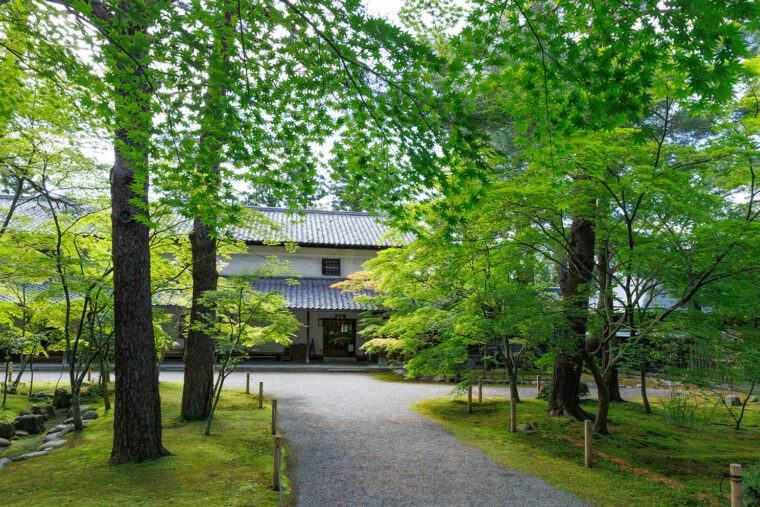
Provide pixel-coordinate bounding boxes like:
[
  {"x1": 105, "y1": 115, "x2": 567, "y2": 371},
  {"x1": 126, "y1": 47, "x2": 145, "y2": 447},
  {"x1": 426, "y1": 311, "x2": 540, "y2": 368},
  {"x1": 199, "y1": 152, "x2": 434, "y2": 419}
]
[
  {"x1": 745, "y1": 462, "x2": 760, "y2": 507},
  {"x1": 660, "y1": 393, "x2": 700, "y2": 428},
  {"x1": 536, "y1": 382, "x2": 589, "y2": 402}
]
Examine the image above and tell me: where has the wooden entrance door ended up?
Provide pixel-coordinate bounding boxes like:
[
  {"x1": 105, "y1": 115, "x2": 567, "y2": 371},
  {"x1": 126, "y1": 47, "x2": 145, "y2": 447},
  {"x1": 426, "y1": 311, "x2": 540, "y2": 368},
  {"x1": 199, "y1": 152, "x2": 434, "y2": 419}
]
[{"x1": 323, "y1": 319, "x2": 356, "y2": 356}]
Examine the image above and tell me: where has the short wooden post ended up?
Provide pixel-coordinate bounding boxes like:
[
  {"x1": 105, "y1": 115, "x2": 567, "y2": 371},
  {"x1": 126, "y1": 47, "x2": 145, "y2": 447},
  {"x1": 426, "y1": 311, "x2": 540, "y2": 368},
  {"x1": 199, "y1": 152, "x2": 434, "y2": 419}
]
[
  {"x1": 87, "y1": 367, "x2": 91, "y2": 382},
  {"x1": 7, "y1": 362, "x2": 12, "y2": 383},
  {"x1": 273, "y1": 435, "x2": 282, "y2": 491},
  {"x1": 510, "y1": 396, "x2": 516, "y2": 433},
  {"x1": 730, "y1": 463, "x2": 742, "y2": 507},
  {"x1": 246, "y1": 373, "x2": 250, "y2": 394},
  {"x1": 584, "y1": 419, "x2": 592, "y2": 467},
  {"x1": 478, "y1": 377, "x2": 483, "y2": 404},
  {"x1": 467, "y1": 385, "x2": 472, "y2": 414},
  {"x1": 537, "y1": 375, "x2": 541, "y2": 397},
  {"x1": 271, "y1": 399, "x2": 278, "y2": 435},
  {"x1": 259, "y1": 381, "x2": 263, "y2": 409}
]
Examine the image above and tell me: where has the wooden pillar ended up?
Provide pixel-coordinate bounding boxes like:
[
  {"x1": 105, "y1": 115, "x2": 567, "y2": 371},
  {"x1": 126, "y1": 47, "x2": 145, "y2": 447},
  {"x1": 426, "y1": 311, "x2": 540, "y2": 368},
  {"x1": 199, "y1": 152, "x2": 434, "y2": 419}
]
[
  {"x1": 271, "y1": 399, "x2": 278, "y2": 435},
  {"x1": 305, "y1": 310, "x2": 311, "y2": 363},
  {"x1": 273, "y1": 435, "x2": 282, "y2": 491},
  {"x1": 536, "y1": 375, "x2": 541, "y2": 397},
  {"x1": 730, "y1": 463, "x2": 742, "y2": 507},
  {"x1": 510, "y1": 396, "x2": 516, "y2": 433},
  {"x1": 478, "y1": 377, "x2": 483, "y2": 404},
  {"x1": 246, "y1": 373, "x2": 250, "y2": 394},
  {"x1": 584, "y1": 420, "x2": 592, "y2": 467},
  {"x1": 88, "y1": 367, "x2": 92, "y2": 382},
  {"x1": 259, "y1": 381, "x2": 263, "y2": 409},
  {"x1": 467, "y1": 385, "x2": 472, "y2": 414}
]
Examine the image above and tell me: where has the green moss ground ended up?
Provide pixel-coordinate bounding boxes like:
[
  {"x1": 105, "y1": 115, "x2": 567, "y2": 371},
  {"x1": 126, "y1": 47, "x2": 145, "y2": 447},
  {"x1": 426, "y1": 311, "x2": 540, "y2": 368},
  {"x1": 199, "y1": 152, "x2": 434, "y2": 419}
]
[
  {"x1": 413, "y1": 396, "x2": 760, "y2": 506},
  {"x1": 0, "y1": 382, "x2": 288, "y2": 506}
]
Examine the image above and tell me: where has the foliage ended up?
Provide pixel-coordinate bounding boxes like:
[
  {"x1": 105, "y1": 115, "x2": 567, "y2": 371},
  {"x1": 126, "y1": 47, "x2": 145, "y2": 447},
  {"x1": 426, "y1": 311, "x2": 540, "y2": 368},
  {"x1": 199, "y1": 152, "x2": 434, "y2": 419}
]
[{"x1": 659, "y1": 394, "x2": 703, "y2": 429}]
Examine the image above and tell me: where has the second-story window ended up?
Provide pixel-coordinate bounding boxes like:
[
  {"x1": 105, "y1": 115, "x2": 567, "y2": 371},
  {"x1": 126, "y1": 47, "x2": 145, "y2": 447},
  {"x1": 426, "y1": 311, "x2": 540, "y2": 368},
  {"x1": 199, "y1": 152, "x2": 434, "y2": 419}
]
[{"x1": 322, "y1": 258, "x2": 341, "y2": 276}]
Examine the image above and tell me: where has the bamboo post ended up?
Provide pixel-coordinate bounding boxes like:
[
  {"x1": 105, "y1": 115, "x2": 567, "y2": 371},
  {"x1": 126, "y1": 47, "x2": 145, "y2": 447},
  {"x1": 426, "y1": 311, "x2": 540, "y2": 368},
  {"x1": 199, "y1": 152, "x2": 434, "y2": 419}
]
[
  {"x1": 537, "y1": 375, "x2": 541, "y2": 397},
  {"x1": 584, "y1": 420, "x2": 592, "y2": 467},
  {"x1": 478, "y1": 377, "x2": 483, "y2": 404},
  {"x1": 273, "y1": 435, "x2": 282, "y2": 491},
  {"x1": 246, "y1": 373, "x2": 250, "y2": 394},
  {"x1": 730, "y1": 463, "x2": 742, "y2": 507},
  {"x1": 510, "y1": 396, "x2": 516, "y2": 433},
  {"x1": 259, "y1": 381, "x2": 263, "y2": 409},
  {"x1": 271, "y1": 399, "x2": 278, "y2": 435},
  {"x1": 467, "y1": 385, "x2": 472, "y2": 414}
]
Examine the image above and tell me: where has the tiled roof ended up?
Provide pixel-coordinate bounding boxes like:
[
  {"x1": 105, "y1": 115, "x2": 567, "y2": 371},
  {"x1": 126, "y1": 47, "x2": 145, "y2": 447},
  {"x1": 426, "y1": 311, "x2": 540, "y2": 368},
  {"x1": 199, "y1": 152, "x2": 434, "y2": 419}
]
[
  {"x1": 251, "y1": 277, "x2": 375, "y2": 311},
  {"x1": 0, "y1": 196, "x2": 414, "y2": 249},
  {"x1": 230, "y1": 207, "x2": 413, "y2": 248}
]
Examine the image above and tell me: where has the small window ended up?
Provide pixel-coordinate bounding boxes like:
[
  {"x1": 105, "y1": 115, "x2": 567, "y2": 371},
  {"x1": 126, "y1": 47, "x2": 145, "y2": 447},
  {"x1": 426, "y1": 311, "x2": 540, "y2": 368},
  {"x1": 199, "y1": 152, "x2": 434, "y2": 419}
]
[{"x1": 322, "y1": 258, "x2": 341, "y2": 276}]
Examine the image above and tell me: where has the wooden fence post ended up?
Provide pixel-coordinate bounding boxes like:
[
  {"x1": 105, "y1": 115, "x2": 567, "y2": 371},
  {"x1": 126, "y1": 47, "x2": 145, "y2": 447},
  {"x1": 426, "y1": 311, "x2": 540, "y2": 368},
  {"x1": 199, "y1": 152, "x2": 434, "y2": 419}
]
[
  {"x1": 273, "y1": 435, "x2": 282, "y2": 491},
  {"x1": 510, "y1": 396, "x2": 516, "y2": 433},
  {"x1": 259, "y1": 381, "x2": 264, "y2": 409},
  {"x1": 537, "y1": 375, "x2": 541, "y2": 397},
  {"x1": 246, "y1": 373, "x2": 250, "y2": 394},
  {"x1": 8, "y1": 362, "x2": 12, "y2": 384},
  {"x1": 478, "y1": 377, "x2": 483, "y2": 404},
  {"x1": 730, "y1": 463, "x2": 742, "y2": 507},
  {"x1": 467, "y1": 385, "x2": 472, "y2": 414},
  {"x1": 584, "y1": 420, "x2": 592, "y2": 467},
  {"x1": 87, "y1": 367, "x2": 91, "y2": 382},
  {"x1": 271, "y1": 399, "x2": 278, "y2": 435}
]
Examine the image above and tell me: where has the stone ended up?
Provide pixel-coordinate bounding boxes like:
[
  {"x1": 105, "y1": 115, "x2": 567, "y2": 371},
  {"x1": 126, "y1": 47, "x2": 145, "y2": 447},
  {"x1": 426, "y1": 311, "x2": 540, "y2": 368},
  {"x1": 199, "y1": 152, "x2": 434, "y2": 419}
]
[
  {"x1": 31, "y1": 391, "x2": 53, "y2": 399},
  {"x1": 67, "y1": 405, "x2": 90, "y2": 417},
  {"x1": 750, "y1": 396, "x2": 758, "y2": 403},
  {"x1": 516, "y1": 421, "x2": 539, "y2": 432},
  {"x1": 42, "y1": 404, "x2": 56, "y2": 419},
  {"x1": 43, "y1": 432, "x2": 64, "y2": 443},
  {"x1": 14, "y1": 430, "x2": 29, "y2": 438},
  {"x1": 0, "y1": 437, "x2": 10, "y2": 447},
  {"x1": 13, "y1": 414, "x2": 45, "y2": 434},
  {"x1": 724, "y1": 395, "x2": 742, "y2": 406},
  {"x1": 432, "y1": 376, "x2": 445, "y2": 382},
  {"x1": 38, "y1": 439, "x2": 66, "y2": 451},
  {"x1": 0, "y1": 421, "x2": 14, "y2": 439},
  {"x1": 13, "y1": 450, "x2": 49, "y2": 461},
  {"x1": 81, "y1": 409, "x2": 98, "y2": 420},
  {"x1": 0, "y1": 457, "x2": 10, "y2": 470},
  {"x1": 19, "y1": 409, "x2": 32, "y2": 416},
  {"x1": 47, "y1": 423, "x2": 74, "y2": 436},
  {"x1": 419, "y1": 376, "x2": 434, "y2": 381},
  {"x1": 482, "y1": 379, "x2": 494, "y2": 384},
  {"x1": 52, "y1": 388, "x2": 72, "y2": 409},
  {"x1": 31, "y1": 405, "x2": 42, "y2": 415}
]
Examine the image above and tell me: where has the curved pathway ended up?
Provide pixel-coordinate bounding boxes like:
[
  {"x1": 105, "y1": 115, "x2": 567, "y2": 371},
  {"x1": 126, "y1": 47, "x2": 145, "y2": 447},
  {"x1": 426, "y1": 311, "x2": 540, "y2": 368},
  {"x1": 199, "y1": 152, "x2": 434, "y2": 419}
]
[{"x1": 30, "y1": 370, "x2": 665, "y2": 506}]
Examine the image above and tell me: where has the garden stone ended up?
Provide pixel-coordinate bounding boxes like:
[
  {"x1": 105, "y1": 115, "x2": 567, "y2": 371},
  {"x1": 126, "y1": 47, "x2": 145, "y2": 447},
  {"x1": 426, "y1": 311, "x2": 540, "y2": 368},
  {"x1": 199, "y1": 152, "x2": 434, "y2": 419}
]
[
  {"x1": 67, "y1": 405, "x2": 90, "y2": 417},
  {"x1": 724, "y1": 395, "x2": 742, "y2": 406},
  {"x1": 14, "y1": 450, "x2": 49, "y2": 461},
  {"x1": 20, "y1": 409, "x2": 32, "y2": 416},
  {"x1": 0, "y1": 437, "x2": 10, "y2": 447},
  {"x1": 38, "y1": 439, "x2": 66, "y2": 451},
  {"x1": 516, "y1": 423, "x2": 533, "y2": 432},
  {"x1": 433, "y1": 377, "x2": 444, "y2": 382},
  {"x1": 483, "y1": 379, "x2": 494, "y2": 384},
  {"x1": 420, "y1": 376, "x2": 433, "y2": 381},
  {"x1": 42, "y1": 404, "x2": 55, "y2": 419},
  {"x1": 0, "y1": 458, "x2": 9, "y2": 470},
  {"x1": 53, "y1": 388, "x2": 72, "y2": 409},
  {"x1": 43, "y1": 432, "x2": 64, "y2": 443},
  {"x1": 13, "y1": 415, "x2": 44, "y2": 434},
  {"x1": 31, "y1": 392, "x2": 53, "y2": 400},
  {"x1": 0, "y1": 421, "x2": 14, "y2": 439},
  {"x1": 47, "y1": 423, "x2": 74, "y2": 435},
  {"x1": 14, "y1": 430, "x2": 29, "y2": 437},
  {"x1": 82, "y1": 409, "x2": 98, "y2": 420},
  {"x1": 750, "y1": 396, "x2": 758, "y2": 403}
]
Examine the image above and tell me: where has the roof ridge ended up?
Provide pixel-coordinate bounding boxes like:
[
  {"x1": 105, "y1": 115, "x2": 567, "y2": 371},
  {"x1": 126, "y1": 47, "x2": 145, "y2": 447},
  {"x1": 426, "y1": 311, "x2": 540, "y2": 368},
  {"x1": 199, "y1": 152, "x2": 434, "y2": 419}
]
[{"x1": 247, "y1": 206, "x2": 375, "y2": 217}]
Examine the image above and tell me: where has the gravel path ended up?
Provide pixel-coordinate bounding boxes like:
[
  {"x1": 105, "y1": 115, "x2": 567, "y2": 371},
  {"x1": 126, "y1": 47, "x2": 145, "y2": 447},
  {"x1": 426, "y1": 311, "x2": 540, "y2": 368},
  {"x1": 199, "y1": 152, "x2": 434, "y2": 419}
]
[{"x1": 28, "y1": 370, "x2": 667, "y2": 506}]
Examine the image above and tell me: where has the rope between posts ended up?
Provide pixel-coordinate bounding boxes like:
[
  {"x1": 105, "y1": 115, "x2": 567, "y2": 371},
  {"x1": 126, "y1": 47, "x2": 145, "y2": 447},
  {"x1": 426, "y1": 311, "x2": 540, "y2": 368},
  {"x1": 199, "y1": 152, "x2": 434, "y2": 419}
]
[{"x1": 590, "y1": 429, "x2": 740, "y2": 500}]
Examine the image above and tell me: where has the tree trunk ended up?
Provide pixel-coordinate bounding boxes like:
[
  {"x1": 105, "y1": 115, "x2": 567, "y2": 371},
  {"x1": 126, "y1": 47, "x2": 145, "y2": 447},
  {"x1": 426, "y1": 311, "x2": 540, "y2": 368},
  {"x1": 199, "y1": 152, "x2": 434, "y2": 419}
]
[
  {"x1": 181, "y1": 218, "x2": 218, "y2": 420},
  {"x1": 71, "y1": 388, "x2": 84, "y2": 431},
  {"x1": 640, "y1": 360, "x2": 651, "y2": 413},
  {"x1": 108, "y1": 101, "x2": 169, "y2": 465},
  {"x1": 11, "y1": 353, "x2": 30, "y2": 392},
  {"x1": 502, "y1": 338, "x2": 520, "y2": 403},
  {"x1": 100, "y1": 346, "x2": 111, "y2": 411},
  {"x1": 548, "y1": 213, "x2": 596, "y2": 420}
]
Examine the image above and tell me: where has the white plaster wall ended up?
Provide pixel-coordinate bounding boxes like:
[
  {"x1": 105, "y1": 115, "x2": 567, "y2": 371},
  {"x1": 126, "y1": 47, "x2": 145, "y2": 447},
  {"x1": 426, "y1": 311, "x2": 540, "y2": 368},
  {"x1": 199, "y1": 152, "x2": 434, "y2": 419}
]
[{"x1": 220, "y1": 244, "x2": 377, "y2": 278}]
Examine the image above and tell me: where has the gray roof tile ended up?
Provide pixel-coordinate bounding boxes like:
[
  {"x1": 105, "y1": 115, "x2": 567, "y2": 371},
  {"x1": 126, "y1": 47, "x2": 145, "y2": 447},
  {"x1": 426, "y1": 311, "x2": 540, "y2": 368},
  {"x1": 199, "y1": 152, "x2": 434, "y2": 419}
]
[{"x1": 250, "y1": 277, "x2": 375, "y2": 311}]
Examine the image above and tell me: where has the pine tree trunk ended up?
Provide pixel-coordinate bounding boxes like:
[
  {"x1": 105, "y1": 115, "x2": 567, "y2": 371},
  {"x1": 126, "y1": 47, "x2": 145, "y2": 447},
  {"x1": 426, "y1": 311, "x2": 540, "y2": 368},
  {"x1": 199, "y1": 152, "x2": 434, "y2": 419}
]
[
  {"x1": 108, "y1": 103, "x2": 169, "y2": 465},
  {"x1": 640, "y1": 360, "x2": 651, "y2": 413},
  {"x1": 181, "y1": 218, "x2": 217, "y2": 420},
  {"x1": 547, "y1": 213, "x2": 596, "y2": 420}
]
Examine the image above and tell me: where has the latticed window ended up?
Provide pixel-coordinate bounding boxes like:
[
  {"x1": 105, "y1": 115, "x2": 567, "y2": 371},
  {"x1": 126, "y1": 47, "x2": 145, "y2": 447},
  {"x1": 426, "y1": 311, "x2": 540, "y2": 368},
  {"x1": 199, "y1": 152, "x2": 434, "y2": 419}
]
[{"x1": 322, "y1": 258, "x2": 341, "y2": 276}]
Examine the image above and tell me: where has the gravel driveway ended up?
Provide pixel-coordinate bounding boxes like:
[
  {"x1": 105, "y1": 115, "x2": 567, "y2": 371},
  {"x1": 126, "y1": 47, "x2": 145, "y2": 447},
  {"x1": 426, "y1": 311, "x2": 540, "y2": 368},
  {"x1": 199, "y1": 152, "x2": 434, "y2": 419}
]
[{"x1": 28, "y1": 369, "x2": 663, "y2": 506}]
